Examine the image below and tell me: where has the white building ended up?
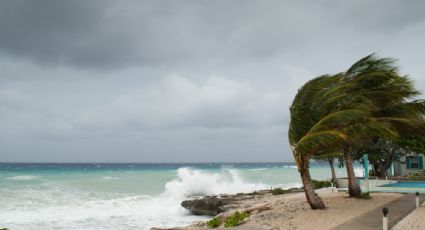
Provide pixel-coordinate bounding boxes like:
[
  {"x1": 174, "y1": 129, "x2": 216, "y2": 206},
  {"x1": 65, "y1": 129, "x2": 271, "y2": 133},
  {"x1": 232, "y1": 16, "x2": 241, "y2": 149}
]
[{"x1": 392, "y1": 154, "x2": 424, "y2": 177}]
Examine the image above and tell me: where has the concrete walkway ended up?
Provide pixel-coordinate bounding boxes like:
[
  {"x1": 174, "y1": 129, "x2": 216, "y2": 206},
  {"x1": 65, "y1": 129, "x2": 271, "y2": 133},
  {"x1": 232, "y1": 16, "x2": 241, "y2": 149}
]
[{"x1": 332, "y1": 194, "x2": 425, "y2": 230}]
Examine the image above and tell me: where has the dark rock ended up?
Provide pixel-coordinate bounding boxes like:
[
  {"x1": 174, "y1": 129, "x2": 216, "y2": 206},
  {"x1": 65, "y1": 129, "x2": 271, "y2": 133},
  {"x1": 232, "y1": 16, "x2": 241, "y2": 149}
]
[
  {"x1": 181, "y1": 196, "x2": 230, "y2": 216},
  {"x1": 181, "y1": 189, "x2": 303, "y2": 216}
]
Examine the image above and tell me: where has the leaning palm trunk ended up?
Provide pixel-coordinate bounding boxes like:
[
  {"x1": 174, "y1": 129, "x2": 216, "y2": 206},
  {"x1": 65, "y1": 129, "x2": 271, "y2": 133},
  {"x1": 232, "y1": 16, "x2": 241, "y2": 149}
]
[
  {"x1": 299, "y1": 166, "x2": 326, "y2": 209},
  {"x1": 328, "y1": 159, "x2": 338, "y2": 187},
  {"x1": 344, "y1": 146, "x2": 361, "y2": 197}
]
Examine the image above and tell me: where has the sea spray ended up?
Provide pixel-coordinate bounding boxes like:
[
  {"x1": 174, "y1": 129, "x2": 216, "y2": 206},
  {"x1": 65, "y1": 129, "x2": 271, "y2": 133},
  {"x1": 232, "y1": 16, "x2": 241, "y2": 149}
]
[{"x1": 163, "y1": 167, "x2": 269, "y2": 198}]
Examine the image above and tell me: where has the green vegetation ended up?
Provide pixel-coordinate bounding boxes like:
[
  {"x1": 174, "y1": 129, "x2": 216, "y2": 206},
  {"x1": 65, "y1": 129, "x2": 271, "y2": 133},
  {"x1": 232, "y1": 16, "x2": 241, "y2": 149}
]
[
  {"x1": 312, "y1": 180, "x2": 332, "y2": 189},
  {"x1": 0, "y1": 228, "x2": 9, "y2": 230},
  {"x1": 289, "y1": 54, "x2": 425, "y2": 209},
  {"x1": 360, "y1": 192, "x2": 371, "y2": 200},
  {"x1": 207, "y1": 217, "x2": 222, "y2": 228},
  {"x1": 207, "y1": 211, "x2": 251, "y2": 228},
  {"x1": 271, "y1": 187, "x2": 290, "y2": 195},
  {"x1": 224, "y1": 211, "x2": 250, "y2": 228}
]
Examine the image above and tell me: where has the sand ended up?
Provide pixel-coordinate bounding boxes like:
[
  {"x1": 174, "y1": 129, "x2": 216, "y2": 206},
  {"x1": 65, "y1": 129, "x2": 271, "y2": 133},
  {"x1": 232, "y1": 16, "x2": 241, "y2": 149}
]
[
  {"x1": 246, "y1": 189, "x2": 402, "y2": 230},
  {"x1": 392, "y1": 201, "x2": 425, "y2": 230},
  {"x1": 167, "y1": 188, "x2": 402, "y2": 230}
]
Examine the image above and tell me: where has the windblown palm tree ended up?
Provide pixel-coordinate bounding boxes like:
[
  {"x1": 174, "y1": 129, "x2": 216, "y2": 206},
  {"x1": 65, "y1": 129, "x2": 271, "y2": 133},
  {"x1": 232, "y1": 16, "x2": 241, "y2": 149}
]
[
  {"x1": 288, "y1": 74, "x2": 387, "y2": 208},
  {"x1": 340, "y1": 54, "x2": 425, "y2": 196},
  {"x1": 289, "y1": 54, "x2": 424, "y2": 208}
]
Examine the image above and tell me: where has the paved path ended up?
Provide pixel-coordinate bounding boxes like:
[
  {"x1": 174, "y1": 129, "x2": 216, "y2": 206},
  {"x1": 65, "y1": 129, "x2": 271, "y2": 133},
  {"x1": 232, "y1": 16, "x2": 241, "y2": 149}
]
[{"x1": 333, "y1": 194, "x2": 425, "y2": 230}]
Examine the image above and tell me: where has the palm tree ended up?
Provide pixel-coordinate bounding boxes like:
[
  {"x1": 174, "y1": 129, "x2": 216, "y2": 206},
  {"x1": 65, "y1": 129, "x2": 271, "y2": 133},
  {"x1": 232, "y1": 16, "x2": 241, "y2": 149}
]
[
  {"x1": 289, "y1": 74, "x2": 380, "y2": 208},
  {"x1": 312, "y1": 151, "x2": 342, "y2": 188},
  {"x1": 290, "y1": 54, "x2": 425, "y2": 208},
  {"x1": 340, "y1": 54, "x2": 425, "y2": 196}
]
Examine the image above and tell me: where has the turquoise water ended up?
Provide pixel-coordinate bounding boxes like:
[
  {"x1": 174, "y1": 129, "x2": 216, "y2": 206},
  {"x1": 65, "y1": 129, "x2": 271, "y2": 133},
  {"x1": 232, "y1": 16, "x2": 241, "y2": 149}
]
[
  {"x1": 381, "y1": 182, "x2": 425, "y2": 188},
  {"x1": 0, "y1": 163, "x2": 361, "y2": 230}
]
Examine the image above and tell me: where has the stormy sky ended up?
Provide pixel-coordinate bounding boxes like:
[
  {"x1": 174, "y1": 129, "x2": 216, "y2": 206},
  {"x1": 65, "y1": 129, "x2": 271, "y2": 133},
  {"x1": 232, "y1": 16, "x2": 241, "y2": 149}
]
[{"x1": 1, "y1": 0, "x2": 425, "y2": 162}]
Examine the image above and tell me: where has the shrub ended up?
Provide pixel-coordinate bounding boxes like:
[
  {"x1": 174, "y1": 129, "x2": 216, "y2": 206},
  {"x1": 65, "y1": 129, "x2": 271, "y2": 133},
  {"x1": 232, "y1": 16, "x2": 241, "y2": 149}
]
[
  {"x1": 271, "y1": 187, "x2": 290, "y2": 195},
  {"x1": 207, "y1": 217, "x2": 222, "y2": 228},
  {"x1": 312, "y1": 180, "x2": 332, "y2": 189},
  {"x1": 224, "y1": 211, "x2": 249, "y2": 228},
  {"x1": 0, "y1": 228, "x2": 9, "y2": 230},
  {"x1": 360, "y1": 192, "x2": 371, "y2": 200}
]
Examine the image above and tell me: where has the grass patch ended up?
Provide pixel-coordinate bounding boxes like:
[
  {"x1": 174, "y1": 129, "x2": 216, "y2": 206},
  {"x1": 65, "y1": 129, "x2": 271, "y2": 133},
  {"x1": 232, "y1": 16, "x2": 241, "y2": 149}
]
[
  {"x1": 207, "y1": 217, "x2": 222, "y2": 228},
  {"x1": 224, "y1": 211, "x2": 250, "y2": 228},
  {"x1": 359, "y1": 192, "x2": 371, "y2": 199},
  {"x1": 312, "y1": 180, "x2": 332, "y2": 189},
  {"x1": 271, "y1": 187, "x2": 290, "y2": 195}
]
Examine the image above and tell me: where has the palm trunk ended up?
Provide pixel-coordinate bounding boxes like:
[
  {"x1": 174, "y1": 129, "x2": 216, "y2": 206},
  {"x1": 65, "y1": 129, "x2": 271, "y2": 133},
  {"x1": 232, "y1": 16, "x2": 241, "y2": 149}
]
[
  {"x1": 328, "y1": 159, "x2": 338, "y2": 188},
  {"x1": 344, "y1": 146, "x2": 361, "y2": 197},
  {"x1": 300, "y1": 168, "x2": 326, "y2": 209}
]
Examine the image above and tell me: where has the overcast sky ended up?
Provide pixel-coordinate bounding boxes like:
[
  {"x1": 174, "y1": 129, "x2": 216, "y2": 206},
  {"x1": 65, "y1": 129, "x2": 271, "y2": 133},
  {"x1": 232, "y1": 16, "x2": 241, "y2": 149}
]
[{"x1": 1, "y1": 0, "x2": 425, "y2": 162}]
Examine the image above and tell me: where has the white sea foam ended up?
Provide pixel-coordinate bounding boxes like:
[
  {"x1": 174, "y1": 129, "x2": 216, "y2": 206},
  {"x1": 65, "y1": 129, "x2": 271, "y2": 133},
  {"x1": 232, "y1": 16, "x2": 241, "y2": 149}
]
[
  {"x1": 5, "y1": 175, "x2": 39, "y2": 180},
  {"x1": 273, "y1": 182, "x2": 303, "y2": 189},
  {"x1": 163, "y1": 167, "x2": 269, "y2": 198},
  {"x1": 251, "y1": 168, "x2": 267, "y2": 171},
  {"x1": 101, "y1": 176, "x2": 119, "y2": 180},
  {"x1": 0, "y1": 167, "x2": 276, "y2": 230},
  {"x1": 0, "y1": 190, "x2": 203, "y2": 230}
]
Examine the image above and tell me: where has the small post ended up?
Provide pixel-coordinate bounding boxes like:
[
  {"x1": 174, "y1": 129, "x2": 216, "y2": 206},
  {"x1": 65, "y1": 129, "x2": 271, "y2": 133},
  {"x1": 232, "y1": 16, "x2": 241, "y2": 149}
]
[
  {"x1": 363, "y1": 154, "x2": 369, "y2": 193},
  {"x1": 383, "y1": 207, "x2": 389, "y2": 230},
  {"x1": 416, "y1": 192, "x2": 420, "y2": 208}
]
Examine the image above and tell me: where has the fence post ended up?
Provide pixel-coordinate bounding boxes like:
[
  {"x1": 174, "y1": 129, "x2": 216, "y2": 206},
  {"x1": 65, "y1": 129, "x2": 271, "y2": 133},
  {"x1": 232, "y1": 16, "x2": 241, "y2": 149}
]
[
  {"x1": 416, "y1": 192, "x2": 420, "y2": 208},
  {"x1": 383, "y1": 207, "x2": 389, "y2": 230}
]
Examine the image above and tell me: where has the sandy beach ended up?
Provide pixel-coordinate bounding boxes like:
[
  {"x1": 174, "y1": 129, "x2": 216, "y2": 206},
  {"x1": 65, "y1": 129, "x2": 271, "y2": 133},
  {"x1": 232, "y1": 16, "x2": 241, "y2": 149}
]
[
  {"x1": 247, "y1": 189, "x2": 402, "y2": 230},
  {"x1": 172, "y1": 189, "x2": 403, "y2": 230}
]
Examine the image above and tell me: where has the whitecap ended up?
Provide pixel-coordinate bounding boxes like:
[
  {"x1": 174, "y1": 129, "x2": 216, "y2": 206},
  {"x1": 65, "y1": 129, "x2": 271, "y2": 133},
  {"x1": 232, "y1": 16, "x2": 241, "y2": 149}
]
[
  {"x1": 5, "y1": 175, "x2": 39, "y2": 181},
  {"x1": 0, "y1": 191, "x2": 206, "y2": 230},
  {"x1": 163, "y1": 167, "x2": 269, "y2": 198},
  {"x1": 101, "y1": 176, "x2": 119, "y2": 180},
  {"x1": 250, "y1": 168, "x2": 267, "y2": 171}
]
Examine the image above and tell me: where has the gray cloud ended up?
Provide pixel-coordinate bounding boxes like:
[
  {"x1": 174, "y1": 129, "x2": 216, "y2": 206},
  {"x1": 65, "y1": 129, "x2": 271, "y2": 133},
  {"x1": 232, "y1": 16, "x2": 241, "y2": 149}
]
[
  {"x1": 1, "y1": 0, "x2": 425, "y2": 70},
  {"x1": 79, "y1": 75, "x2": 288, "y2": 130},
  {"x1": 0, "y1": 1, "x2": 425, "y2": 162}
]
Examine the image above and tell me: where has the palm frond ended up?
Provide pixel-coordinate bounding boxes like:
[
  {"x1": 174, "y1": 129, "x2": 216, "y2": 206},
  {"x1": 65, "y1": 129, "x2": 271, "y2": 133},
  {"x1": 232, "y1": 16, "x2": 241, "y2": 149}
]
[{"x1": 294, "y1": 130, "x2": 347, "y2": 156}]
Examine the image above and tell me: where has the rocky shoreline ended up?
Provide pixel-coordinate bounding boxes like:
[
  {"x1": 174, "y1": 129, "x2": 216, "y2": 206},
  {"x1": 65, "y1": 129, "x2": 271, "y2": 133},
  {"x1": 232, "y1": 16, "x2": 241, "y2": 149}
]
[
  {"x1": 151, "y1": 188, "x2": 403, "y2": 230},
  {"x1": 181, "y1": 188, "x2": 303, "y2": 216},
  {"x1": 151, "y1": 188, "x2": 304, "y2": 230}
]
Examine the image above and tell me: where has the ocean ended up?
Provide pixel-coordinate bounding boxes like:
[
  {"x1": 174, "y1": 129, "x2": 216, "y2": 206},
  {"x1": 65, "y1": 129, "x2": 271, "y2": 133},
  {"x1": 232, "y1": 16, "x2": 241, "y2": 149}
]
[{"x1": 0, "y1": 163, "x2": 363, "y2": 230}]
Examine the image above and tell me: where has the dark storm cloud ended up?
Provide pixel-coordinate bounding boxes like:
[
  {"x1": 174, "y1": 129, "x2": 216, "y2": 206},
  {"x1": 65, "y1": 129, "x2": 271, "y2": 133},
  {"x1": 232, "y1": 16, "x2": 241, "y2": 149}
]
[
  {"x1": 1, "y1": 0, "x2": 425, "y2": 69},
  {"x1": 1, "y1": 1, "x2": 425, "y2": 162}
]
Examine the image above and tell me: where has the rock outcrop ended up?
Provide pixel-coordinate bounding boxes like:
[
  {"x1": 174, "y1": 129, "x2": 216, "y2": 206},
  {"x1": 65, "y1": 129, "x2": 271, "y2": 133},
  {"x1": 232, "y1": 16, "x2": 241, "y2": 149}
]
[
  {"x1": 181, "y1": 196, "x2": 235, "y2": 215},
  {"x1": 181, "y1": 190, "x2": 275, "y2": 216}
]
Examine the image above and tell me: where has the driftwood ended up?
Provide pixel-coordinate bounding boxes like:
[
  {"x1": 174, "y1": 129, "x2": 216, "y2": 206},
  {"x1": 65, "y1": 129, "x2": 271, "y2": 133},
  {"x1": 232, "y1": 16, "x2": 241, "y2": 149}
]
[{"x1": 215, "y1": 202, "x2": 271, "y2": 220}]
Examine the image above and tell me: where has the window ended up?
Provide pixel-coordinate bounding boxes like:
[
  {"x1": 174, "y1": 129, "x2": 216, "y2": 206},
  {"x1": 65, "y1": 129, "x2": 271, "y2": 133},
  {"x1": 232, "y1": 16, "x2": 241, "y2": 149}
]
[
  {"x1": 409, "y1": 157, "x2": 419, "y2": 169},
  {"x1": 406, "y1": 156, "x2": 424, "y2": 170}
]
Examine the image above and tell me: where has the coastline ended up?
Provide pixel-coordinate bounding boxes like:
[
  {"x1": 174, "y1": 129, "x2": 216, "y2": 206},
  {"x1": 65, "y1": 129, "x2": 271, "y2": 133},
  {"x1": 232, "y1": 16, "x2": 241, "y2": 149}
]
[{"x1": 156, "y1": 188, "x2": 403, "y2": 230}]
